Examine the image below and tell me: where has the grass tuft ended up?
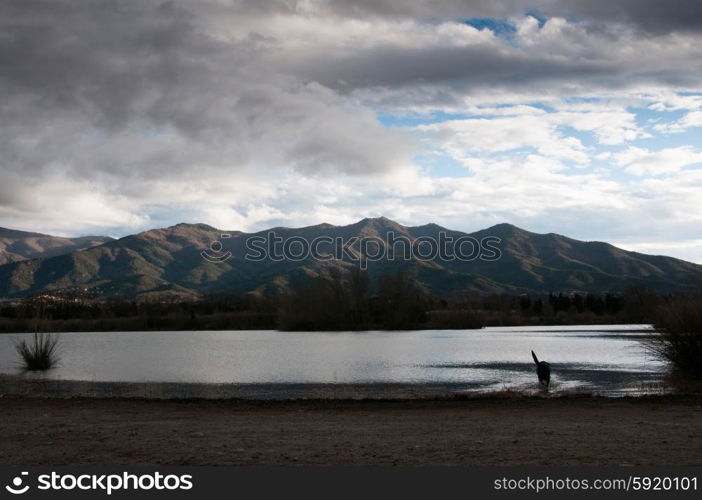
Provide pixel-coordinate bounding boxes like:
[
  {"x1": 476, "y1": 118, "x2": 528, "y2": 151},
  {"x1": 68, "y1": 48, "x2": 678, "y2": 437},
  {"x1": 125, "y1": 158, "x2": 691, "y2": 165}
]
[{"x1": 14, "y1": 332, "x2": 61, "y2": 371}]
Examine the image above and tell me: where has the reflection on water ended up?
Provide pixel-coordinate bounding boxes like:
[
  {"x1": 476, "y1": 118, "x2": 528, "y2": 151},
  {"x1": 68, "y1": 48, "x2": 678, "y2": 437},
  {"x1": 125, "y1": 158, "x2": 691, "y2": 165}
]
[{"x1": 0, "y1": 324, "x2": 666, "y2": 398}]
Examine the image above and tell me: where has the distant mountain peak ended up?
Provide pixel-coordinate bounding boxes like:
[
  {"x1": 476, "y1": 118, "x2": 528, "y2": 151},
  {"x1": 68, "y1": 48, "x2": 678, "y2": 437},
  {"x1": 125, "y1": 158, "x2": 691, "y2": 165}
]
[
  {"x1": 410, "y1": 222, "x2": 448, "y2": 230},
  {"x1": 355, "y1": 216, "x2": 403, "y2": 227},
  {"x1": 357, "y1": 215, "x2": 395, "y2": 223},
  {"x1": 171, "y1": 223, "x2": 218, "y2": 231},
  {"x1": 349, "y1": 216, "x2": 408, "y2": 237},
  {"x1": 484, "y1": 222, "x2": 522, "y2": 232}
]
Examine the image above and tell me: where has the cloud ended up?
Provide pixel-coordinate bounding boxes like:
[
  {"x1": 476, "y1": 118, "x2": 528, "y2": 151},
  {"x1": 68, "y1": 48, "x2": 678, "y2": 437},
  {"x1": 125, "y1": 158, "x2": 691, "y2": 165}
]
[
  {"x1": 613, "y1": 146, "x2": 702, "y2": 176},
  {"x1": 420, "y1": 115, "x2": 589, "y2": 164},
  {"x1": 0, "y1": 0, "x2": 415, "y2": 179},
  {"x1": 260, "y1": 12, "x2": 702, "y2": 114},
  {"x1": 0, "y1": 0, "x2": 420, "y2": 232},
  {"x1": 648, "y1": 92, "x2": 702, "y2": 112},
  {"x1": 614, "y1": 239, "x2": 702, "y2": 264},
  {"x1": 655, "y1": 111, "x2": 702, "y2": 133},
  {"x1": 539, "y1": 0, "x2": 702, "y2": 35},
  {"x1": 320, "y1": 0, "x2": 702, "y2": 35},
  {"x1": 0, "y1": 0, "x2": 701, "y2": 265},
  {"x1": 417, "y1": 103, "x2": 645, "y2": 166}
]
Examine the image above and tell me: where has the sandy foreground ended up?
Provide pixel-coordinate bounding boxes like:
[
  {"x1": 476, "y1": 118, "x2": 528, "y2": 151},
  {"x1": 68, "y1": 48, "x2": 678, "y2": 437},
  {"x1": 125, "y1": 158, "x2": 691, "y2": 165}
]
[{"x1": 1, "y1": 395, "x2": 701, "y2": 466}]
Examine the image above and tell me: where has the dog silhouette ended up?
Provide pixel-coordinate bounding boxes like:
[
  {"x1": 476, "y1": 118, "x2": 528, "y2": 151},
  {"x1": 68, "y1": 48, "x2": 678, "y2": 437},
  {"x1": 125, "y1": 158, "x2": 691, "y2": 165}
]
[{"x1": 531, "y1": 350, "x2": 550, "y2": 387}]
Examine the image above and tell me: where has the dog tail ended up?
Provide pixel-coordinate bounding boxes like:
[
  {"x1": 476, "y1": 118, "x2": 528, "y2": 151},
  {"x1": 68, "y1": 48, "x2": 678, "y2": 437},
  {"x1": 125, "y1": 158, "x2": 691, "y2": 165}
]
[{"x1": 531, "y1": 350, "x2": 540, "y2": 365}]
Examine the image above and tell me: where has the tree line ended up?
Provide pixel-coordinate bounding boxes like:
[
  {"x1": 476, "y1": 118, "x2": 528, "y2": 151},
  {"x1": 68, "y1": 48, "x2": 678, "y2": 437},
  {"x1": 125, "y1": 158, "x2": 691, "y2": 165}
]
[{"x1": 0, "y1": 270, "x2": 686, "y2": 332}]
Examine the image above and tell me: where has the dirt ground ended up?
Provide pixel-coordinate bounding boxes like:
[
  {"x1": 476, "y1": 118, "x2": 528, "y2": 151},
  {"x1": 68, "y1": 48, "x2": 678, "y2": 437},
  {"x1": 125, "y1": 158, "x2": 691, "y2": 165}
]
[{"x1": 1, "y1": 395, "x2": 701, "y2": 466}]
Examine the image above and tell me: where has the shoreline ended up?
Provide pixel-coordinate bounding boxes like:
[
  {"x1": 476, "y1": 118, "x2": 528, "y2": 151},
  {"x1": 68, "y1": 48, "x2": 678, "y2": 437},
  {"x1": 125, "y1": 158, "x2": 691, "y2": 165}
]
[
  {"x1": 0, "y1": 322, "x2": 651, "y2": 334},
  {"x1": 2, "y1": 394, "x2": 701, "y2": 465},
  {"x1": 0, "y1": 373, "x2": 670, "y2": 400}
]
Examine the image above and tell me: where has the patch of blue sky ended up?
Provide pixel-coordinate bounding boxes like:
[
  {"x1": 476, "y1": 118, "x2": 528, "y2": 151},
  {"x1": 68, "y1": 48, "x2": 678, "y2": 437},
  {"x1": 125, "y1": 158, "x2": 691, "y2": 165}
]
[
  {"x1": 377, "y1": 102, "x2": 553, "y2": 128},
  {"x1": 642, "y1": 127, "x2": 702, "y2": 150},
  {"x1": 630, "y1": 106, "x2": 702, "y2": 149},
  {"x1": 525, "y1": 101, "x2": 555, "y2": 113},
  {"x1": 376, "y1": 110, "x2": 471, "y2": 128},
  {"x1": 463, "y1": 18, "x2": 517, "y2": 38},
  {"x1": 556, "y1": 125, "x2": 599, "y2": 149},
  {"x1": 634, "y1": 105, "x2": 685, "y2": 127}
]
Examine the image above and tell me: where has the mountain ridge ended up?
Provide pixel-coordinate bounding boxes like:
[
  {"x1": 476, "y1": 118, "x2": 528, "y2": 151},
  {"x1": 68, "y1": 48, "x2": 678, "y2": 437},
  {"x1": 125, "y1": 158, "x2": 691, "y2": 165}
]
[
  {"x1": 0, "y1": 218, "x2": 700, "y2": 300},
  {"x1": 0, "y1": 227, "x2": 114, "y2": 266}
]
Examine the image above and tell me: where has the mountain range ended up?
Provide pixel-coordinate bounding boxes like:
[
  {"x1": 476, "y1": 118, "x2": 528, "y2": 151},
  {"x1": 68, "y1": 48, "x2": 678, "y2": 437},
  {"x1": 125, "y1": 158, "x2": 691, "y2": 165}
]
[
  {"x1": 0, "y1": 218, "x2": 701, "y2": 300},
  {"x1": 0, "y1": 227, "x2": 113, "y2": 266}
]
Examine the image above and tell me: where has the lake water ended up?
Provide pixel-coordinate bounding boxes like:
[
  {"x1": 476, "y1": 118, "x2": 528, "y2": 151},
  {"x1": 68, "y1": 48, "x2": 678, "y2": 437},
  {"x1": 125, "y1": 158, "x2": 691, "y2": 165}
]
[{"x1": 0, "y1": 325, "x2": 666, "y2": 398}]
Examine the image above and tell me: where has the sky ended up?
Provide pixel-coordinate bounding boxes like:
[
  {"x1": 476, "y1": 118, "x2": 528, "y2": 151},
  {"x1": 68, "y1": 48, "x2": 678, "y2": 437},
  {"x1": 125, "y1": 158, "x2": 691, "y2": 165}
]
[{"x1": 1, "y1": 0, "x2": 702, "y2": 262}]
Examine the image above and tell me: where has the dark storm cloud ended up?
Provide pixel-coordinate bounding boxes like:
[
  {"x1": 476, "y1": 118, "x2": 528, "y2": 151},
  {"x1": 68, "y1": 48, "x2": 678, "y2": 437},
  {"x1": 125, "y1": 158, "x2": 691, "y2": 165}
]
[
  {"x1": 288, "y1": 44, "x2": 619, "y2": 93},
  {"x1": 0, "y1": 0, "x2": 413, "y2": 184},
  {"x1": 1, "y1": 0, "x2": 700, "y2": 182},
  {"x1": 543, "y1": 0, "x2": 702, "y2": 35},
  {"x1": 321, "y1": 0, "x2": 515, "y2": 20},
  {"x1": 274, "y1": 7, "x2": 702, "y2": 103},
  {"x1": 322, "y1": 0, "x2": 702, "y2": 34},
  {"x1": 2, "y1": 0, "x2": 700, "y2": 142},
  {"x1": 1, "y1": 0, "x2": 702, "y2": 235},
  {"x1": 0, "y1": 0, "x2": 215, "y2": 129}
]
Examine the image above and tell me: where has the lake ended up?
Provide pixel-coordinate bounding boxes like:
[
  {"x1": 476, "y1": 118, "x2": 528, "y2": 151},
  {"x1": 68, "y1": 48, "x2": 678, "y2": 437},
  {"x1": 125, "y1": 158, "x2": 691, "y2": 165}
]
[{"x1": 0, "y1": 325, "x2": 666, "y2": 398}]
